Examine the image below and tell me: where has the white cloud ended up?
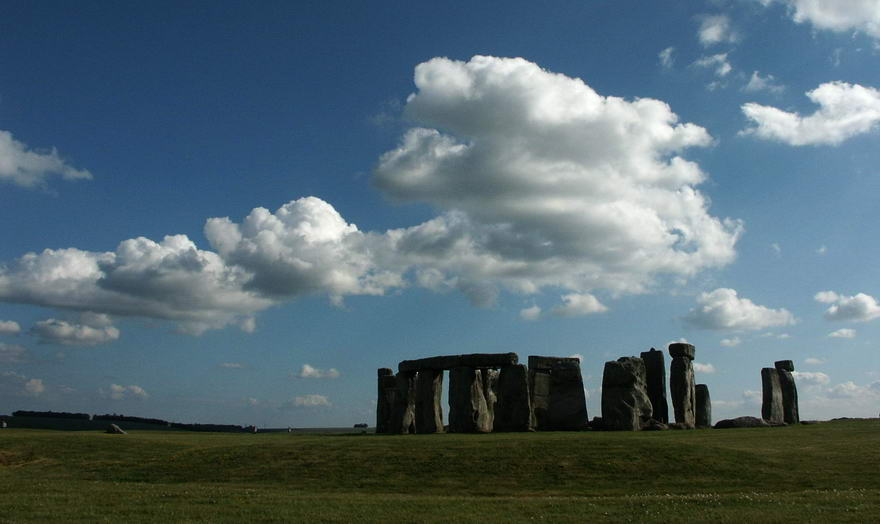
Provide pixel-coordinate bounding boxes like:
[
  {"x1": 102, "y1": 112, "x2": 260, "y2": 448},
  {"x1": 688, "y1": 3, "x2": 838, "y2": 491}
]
[
  {"x1": 247, "y1": 397, "x2": 259, "y2": 406},
  {"x1": 771, "y1": 242, "x2": 781, "y2": 255},
  {"x1": 659, "y1": 47, "x2": 675, "y2": 69},
  {"x1": 693, "y1": 53, "x2": 733, "y2": 77},
  {"x1": 743, "y1": 71, "x2": 786, "y2": 94},
  {"x1": 0, "y1": 130, "x2": 92, "y2": 189},
  {"x1": 693, "y1": 362, "x2": 716, "y2": 374},
  {"x1": 519, "y1": 305, "x2": 541, "y2": 321},
  {"x1": 684, "y1": 288, "x2": 797, "y2": 331},
  {"x1": 0, "y1": 320, "x2": 21, "y2": 335},
  {"x1": 827, "y1": 380, "x2": 880, "y2": 399},
  {"x1": 106, "y1": 384, "x2": 148, "y2": 400},
  {"x1": 292, "y1": 394, "x2": 331, "y2": 407},
  {"x1": 220, "y1": 362, "x2": 243, "y2": 369},
  {"x1": 815, "y1": 291, "x2": 880, "y2": 322},
  {"x1": 698, "y1": 15, "x2": 739, "y2": 46},
  {"x1": 777, "y1": 333, "x2": 791, "y2": 339},
  {"x1": 31, "y1": 318, "x2": 120, "y2": 346},
  {"x1": 296, "y1": 364, "x2": 340, "y2": 379},
  {"x1": 828, "y1": 328, "x2": 856, "y2": 338},
  {"x1": 551, "y1": 293, "x2": 608, "y2": 317},
  {"x1": 376, "y1": 56, "x2": 741, "y2": 307},
  {"x1": 24, "y1": 378, "x2": 44, "y2": 396},
  {"x1": 742, "y1": 389, "x2": 762, "y2": 405},
  {"x1": 0, "y1": 342, "x2": 26, "y2": 363},
  {"x1": 804, "y1": 357, "x2": 825, "y2": 365},
  {"x1": 741, "y1": 82, "x2": 880, "y2": 146},
  {"x1": 792, "y1": 371, "x2": 831, "y2": 386},
  {"x1": 770, "y1": 0, "x2": 880, "y2": 40},
  {"x1": 816, "y1": 245, "x2": 827, "y2": 255},
  {"x1": 720, "y1": 336, "x2": 741, "y2": 347}
]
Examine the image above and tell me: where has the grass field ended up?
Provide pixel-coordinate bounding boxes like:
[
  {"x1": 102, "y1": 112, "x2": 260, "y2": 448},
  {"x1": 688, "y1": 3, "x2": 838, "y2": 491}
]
[{"x1": 1, "y1": 419, "x2": 878, "y2": 522}]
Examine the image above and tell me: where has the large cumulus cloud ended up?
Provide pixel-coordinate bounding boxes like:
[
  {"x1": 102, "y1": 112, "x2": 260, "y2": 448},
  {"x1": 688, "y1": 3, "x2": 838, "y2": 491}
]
[{"x1": 377, "y1": 56, "x2": 741, "y2": 301}]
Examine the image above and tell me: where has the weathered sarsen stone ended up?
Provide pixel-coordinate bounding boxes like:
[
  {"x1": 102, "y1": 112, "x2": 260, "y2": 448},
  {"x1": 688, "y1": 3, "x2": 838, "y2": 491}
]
[
  {"x1": 415, "y1": 369, "x2": 444, "y2": 433},
  {"x1": 481, "y1": 368, "x2": 499, "y2": 430},
  {"x1": 714, "y1": 416, "x2": 770, "y2": 429},
  {"x1": 601, "y1": 357, "x2": 653, "y2": 431},
  {"x1": 761, "y1": 367, "x2": 784, "y2": 424},
  {"x1": 391, "y1": 371, "x2": 417, "y2": 434},
  {"x1": 528, "y1": 356, "x2": 588, "y2": 430},
  {"x1": 775, "y1": 360, "x2": 799, "y2": 425},
  {"x1": 669, "y1": 343, "x2": 696, "y2": 428},
  {"x1": 375, "y1": 368, "x2": 397, "y2": 434},
  {"x1": 448, "y1": 367, "x2": 492, "y2": 433},
  {"x1": 640, "y1": 348, "x2": 669, "y2": 424},
  {"x1": 695, "y1": 384, "x2": 711, "y2": 428},
  {"x1": 494, "y1": 364, "x2": 535, "y2": 432},
  {"x1": 399, "y1": 353, "x2": 518, "y2": 373}
]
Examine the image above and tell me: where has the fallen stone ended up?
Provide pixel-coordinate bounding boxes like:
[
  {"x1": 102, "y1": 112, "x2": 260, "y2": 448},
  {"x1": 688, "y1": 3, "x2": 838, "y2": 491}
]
[
  {"x1": 106, "y1": 423, "x2": 127, "y2": 434},
  {"x1": 643, "y1": 419, "x2": 669, "y2": 431},
  {"x1": 494, "y1": 364, "x2": 535, "y2": 432},
  {"x1": 640, "y1": 348, "x2": 669, "y2": 424},
  {"x1": 695, "y1": 384, "x2": 711, "y2": 428},
  {"x1": 601, "y1": 357, "x2": 653, "y2": 431},
  {"x1": 761, "y1": 367, "x2": 784, "y2": 425},
  {"x1": 713, "y1": 416, "x2": 771, "y2": 429},
  {"x1": 669, "y1": 343, "x2": 696, "y2": 429}
]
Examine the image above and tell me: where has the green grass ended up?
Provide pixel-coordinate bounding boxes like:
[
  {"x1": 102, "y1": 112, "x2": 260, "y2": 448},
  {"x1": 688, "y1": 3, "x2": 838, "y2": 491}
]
[{"x1": 1, "y1": 420, "x2": 878, "y2": 522}]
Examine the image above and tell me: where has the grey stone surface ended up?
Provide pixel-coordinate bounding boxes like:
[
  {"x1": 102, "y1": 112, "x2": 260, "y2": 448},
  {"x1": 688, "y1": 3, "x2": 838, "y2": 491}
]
[
  {"x1": 695, "y1": 384, "x2": 711, "y2": 428},
  {"x1": 601, "y1": 357, "x2": 653, "y2": 431},
  {"x1": 481, "y1": 368, "x2": 499, "y2": 430},
  {"x1": 448, "y1": 367, "x2": 491, "y2": 433},
  {"x1": 375, "y1": 368, "x2": 397, "y2": 434},
  {"x1": 775, "y1": 363, "x2": 799, "y2": 425},
  {"x1": 106, "y1": 423, "x2": 127, "y2": 434},
  {"x1": 391, "y1": 371, "x2": 417, "y2": 434},
  {"x1": 714, "y1": 416, "x2": 770, "y2": 429},
  {"x1": 528, "y1": 356, "x2": 588, "y2": 430},
  {"x1": 669, "y1": 344, "x2": 696, "y2": 429},
  {"x1": 494, "y1": 364, "x2": 535, "y2": 432},
  {"x1": 415, "y1": 369, "x2": 444, "y2": 433},
  {"x1": 399, "y1": 353, "x2": 518, "y2": 373},
  {"x1": 640, "y1": 348, "x2": 669, "y2": 424},
  {"x1": 761, "y1": 368, "x2": 784, "y2": 424}
]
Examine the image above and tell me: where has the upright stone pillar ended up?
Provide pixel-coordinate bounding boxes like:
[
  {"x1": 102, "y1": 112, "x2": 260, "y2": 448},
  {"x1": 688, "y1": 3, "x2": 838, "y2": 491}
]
[
  {"x1": 669, "y1": 343, "x2": 696, "y2": 428},
  {"x1": 775, "y1": 360, "x2": 799, "y2": 425},
  {"x1": 695, "y1": 384, "x2": 711, "y2": 428},
  {"x1": 481, "y1": 369, "x2": 499, "y2": 431},
  {"x1": 601, "y1": 357, "x2": 653, "y2": 430},
  {"x1": 376, "y1": 368, "x2": 397, "y2": 434},
  {"x1": 528, "y1": 356, "x2": 588, "y2": 431},
  {"x1": 415, "y1": 369, "x2": 444, "y2": 433},
  {"x1": 391, "y1": 371, "x2": 417, "y2": 434},
  {"x1": 761, "y1": 367, "x2": 784, "y2": 424},
  {"x1": 640, "y1": 348, "x2": 668, "y2": 423},
  {"x1": 448, "y1": 367, "x2": 491, "y2": 433},
  {"x1": 494, "y1": 364, "x2": 535, "y2": 432}
]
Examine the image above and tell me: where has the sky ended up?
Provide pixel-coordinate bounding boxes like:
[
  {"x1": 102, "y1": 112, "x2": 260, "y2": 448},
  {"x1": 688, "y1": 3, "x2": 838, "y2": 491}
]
[{"x1": 1, "y1": 0, "x2": 879, "y2": 428}]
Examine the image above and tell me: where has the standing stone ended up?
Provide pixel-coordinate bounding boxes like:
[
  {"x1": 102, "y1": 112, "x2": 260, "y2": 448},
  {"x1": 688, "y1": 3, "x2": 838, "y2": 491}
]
[
  {"x1": 528, "y1": 356, "x2": 588, "y2": 431},
  {"x1": 391, "y1": 371, "x2": 417, "y2": 434},
  {"x1": 640, "y1": 348, "x2": 669, "y2": 424},
  {"x1": 481, "y1": 368, "x2": 499, "y2": 431},
  {"x1": 601, "y1": 357, "x2": 653, "y2": 431},
  {"x1": 669, "y1": 343, "x2": 696, "y2": 429},
  {"x1": 761, "y1": 367, "x2": 784, "y2": 424},
  {"x1": 494, "y1": 364, "x2": 535, "y2": 432},
  {"x1": 775, "y1": 360, "x2": 799, "y2": 425},
  {"x1": 448, "y1": 367, "x2": 491, "y2": 433},
  {"x1": 375, "y1": 368, "x2": 397, "y2": 434},
  {"x1": 415, "y1": 369, "x2": 444, "y2": 433},
  {"x1": 695, "y1": 384, "x2": 711, "y2": 428}
]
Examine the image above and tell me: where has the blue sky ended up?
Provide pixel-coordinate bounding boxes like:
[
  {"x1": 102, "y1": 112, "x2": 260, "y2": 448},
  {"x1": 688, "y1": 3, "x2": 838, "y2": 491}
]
[{"x1": 1, "y1": 0, "x2": 879, "y2": 427}]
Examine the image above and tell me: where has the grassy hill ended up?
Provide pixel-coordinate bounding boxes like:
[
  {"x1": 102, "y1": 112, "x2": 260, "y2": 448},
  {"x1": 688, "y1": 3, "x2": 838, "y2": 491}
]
[{"x1": 1, "y1": 419, "x2": 878, "y2": 522}]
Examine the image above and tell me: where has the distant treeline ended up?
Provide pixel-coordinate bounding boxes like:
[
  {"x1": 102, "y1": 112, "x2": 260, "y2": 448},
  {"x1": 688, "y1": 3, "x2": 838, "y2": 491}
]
[{"x1": 9, "y1": 410, "x2": 250, "y2": 432}]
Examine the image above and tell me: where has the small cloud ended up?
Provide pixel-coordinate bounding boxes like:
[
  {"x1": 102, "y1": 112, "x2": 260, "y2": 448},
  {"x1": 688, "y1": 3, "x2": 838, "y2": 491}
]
[
  {"x1": 720, "y1": 336, "x2": 741, "y2": 347},
  {"x1": 828, "y1": 328, "x2": 856, "y2": 339},
  {"x1": 296, "y1": 364, "x2": 340, "y2": 379},
  {"x1": 0, "y1": 320, "x2": 21, "y2": 335},
  {"x1": 0, "y1": 342, "x2": 27, "y2": 363},
  {"x1": 31, "y1": 318, "x2": 120, "y2": 346},
  {"x1": 289, "y1": 394, "x2": 331, "y2": 408},
  {"x1": 804, "y1": 357, "x2": 825, "y2": 366},
  {"x1": 693, "y1": 362, "x2": 716, "y2": 374},
  {"x1": 815, "y1": 291, "x2": 880, "y2": 322},
  {"x1": 520, "y1": 305, "x2": 542, "y2": 321},
  {"x1": 551, "y1": 293, "x2": 607, "y2": 317},
  {"x1": 220, "y1": 362, "x2": 243, "y2": 369},
  {"x1": 104, "y1": 384, "x2": 148, "y2": 400},
  {"x1": 684, "y1": 288, "x2": 796, "y2": 331},
  {"x1": 742, "y1": 389, "x2": 762, "y2": 405},
  {"x1": 770, "y1": 242, "x2": 781, "y2": 256},
  {"x1": 697, "y1": 14, "x2": 739, "y2": 47},
  {"x1": 659, "y1": 46, "x2": 675, "y2": 69},
  {"x1": 743, "y1": 71, "x2": 785, "y2": 94},
  {"x1": 24, "y1": 378, "x2": 45, "y2": 396},
  {"x1": 247, "y1": 397, "x2": 259, "y2": 406},
  {"x1": 816, "y1": 245, "x2": 827, "y2": 255},
  {"x1": 238, "y1": 317, "x2": 257, "y2": 333},
  {"x1": 0, "y1": 129, "x2": 93, "y2": 189},
  {"x1": 777, "y1": 333, "x2": 791, "y2": 339},
  {"x1": 792, "y1": 371, "x2": 830, "y2": 386},
  {"x1": 693, "y1": 53, "x2": 733, "y2": 77}
]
